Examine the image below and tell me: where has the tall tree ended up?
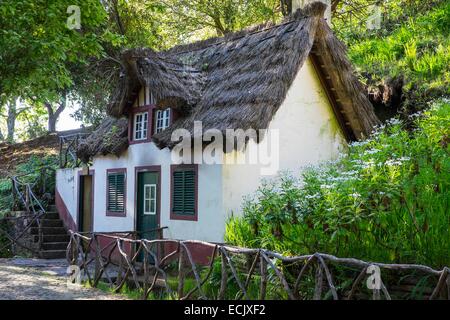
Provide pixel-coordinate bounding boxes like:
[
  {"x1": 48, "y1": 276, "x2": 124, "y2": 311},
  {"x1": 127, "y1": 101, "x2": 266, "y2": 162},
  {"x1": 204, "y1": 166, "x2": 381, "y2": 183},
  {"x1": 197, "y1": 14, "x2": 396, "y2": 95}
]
[
  {"x1": 0, "y1": 0, "x2": 108, "y2": 138},
  {"x1": 157, "y1": 0, "x2": 281, "y2": 40}
]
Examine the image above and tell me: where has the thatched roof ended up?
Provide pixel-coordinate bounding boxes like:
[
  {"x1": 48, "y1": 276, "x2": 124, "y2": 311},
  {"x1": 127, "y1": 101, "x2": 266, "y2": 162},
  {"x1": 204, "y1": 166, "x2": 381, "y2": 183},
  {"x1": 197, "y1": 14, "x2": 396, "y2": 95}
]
[
  {"x1": 79, "y1": 2, "x2": 379, "y2": 160},
  {"x1": 108, "y1": 48, "x2": 204, "y2": 116},
  {"x1": 76, "y1": 117, "x2": 128, "y2": 163}
]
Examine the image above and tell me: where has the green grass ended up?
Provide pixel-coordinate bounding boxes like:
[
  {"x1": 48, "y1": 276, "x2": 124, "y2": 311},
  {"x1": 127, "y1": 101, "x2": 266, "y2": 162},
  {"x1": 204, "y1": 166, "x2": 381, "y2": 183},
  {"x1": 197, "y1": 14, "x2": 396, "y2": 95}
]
[
  {"x1": 83, "y1": 275, "x2": 198, "y2": 300},
  {"x1": 346, "y1": 1, "x2": 450, "y2": 106}
]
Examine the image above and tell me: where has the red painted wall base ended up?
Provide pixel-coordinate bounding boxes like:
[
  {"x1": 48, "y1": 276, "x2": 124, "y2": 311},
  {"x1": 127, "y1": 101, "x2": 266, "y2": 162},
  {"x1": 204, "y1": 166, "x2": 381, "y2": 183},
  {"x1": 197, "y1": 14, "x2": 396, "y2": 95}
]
[{"x1": 55, "y1": 190, "x2": 77, "y2": 231}]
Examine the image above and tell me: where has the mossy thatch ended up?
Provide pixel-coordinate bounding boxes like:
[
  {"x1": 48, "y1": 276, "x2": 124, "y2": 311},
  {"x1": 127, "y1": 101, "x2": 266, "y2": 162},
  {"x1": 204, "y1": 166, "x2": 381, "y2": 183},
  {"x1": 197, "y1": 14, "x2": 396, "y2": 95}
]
[{"x1": 76, "y1": 118, "x2": 128, "y2": 163}]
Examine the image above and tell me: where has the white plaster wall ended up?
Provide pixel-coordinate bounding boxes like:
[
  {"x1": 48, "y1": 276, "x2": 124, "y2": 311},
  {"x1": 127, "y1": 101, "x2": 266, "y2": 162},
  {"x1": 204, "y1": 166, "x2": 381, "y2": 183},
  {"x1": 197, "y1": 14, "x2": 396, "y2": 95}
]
[
  {"x1": 87, "y1": 143, "x2": 224, "y2": 242},
  {"x1": 222, "y1": 58, "x2": 346, "y2": 219},
  {"x1": 56, "y1": 168, "x2": 79, "y2": 223}
]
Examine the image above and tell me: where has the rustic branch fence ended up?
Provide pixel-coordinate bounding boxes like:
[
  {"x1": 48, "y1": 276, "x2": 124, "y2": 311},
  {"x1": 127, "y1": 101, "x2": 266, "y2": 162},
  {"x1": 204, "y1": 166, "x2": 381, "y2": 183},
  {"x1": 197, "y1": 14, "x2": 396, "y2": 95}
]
[
  {"x1": 0, "y1": 167, "x2": 55, "y2": 256},
  {"x1": 67, "y1": 230, "x2": 450, "y2": 300}
]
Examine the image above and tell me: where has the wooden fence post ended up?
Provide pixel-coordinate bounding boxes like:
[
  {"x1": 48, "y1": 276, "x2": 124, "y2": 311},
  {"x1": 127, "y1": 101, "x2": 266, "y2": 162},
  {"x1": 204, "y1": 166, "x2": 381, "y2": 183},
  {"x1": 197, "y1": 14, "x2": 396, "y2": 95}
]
[
  {"x1": 259, "y1": 254, "x2": 267, "y2": 300},
  {"x1": 177, "y1": 246, "x2": 185, "y2": 298},
  {"x1": 219, "y1": 250, "x2": 227, "y2": 300}
]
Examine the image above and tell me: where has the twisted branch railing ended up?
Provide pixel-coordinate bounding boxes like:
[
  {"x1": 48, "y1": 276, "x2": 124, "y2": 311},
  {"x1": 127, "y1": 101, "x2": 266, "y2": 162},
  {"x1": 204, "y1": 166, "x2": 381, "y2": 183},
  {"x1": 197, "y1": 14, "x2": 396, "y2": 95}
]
[
  {"x1": 67, "y1": 231, "x2": 450, "y2": 300},
  {"x1": 59, "y1": 133, "x2": 89, "y2": 168},
  {"x1": 0, "y1": 167, "x2": 55, "y2": 256}
]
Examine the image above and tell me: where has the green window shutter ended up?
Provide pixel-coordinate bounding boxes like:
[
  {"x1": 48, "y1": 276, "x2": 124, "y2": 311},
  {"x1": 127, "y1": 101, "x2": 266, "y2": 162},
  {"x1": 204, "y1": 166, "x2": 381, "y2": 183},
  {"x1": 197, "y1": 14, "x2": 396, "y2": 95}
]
[
  {"x1": 172, "y1": 170, "x2": 196, "y2": 216},
  {"x1": 108, "y1": 172, "x2": 125, "y2": 212}
]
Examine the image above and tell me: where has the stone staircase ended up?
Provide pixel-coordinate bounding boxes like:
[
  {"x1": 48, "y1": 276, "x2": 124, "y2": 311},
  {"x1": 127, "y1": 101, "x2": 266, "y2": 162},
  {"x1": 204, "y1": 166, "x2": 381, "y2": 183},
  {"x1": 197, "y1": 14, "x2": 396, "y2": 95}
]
[{"x1": 30, "y1": 205, "x2": 70, "y2": 259}]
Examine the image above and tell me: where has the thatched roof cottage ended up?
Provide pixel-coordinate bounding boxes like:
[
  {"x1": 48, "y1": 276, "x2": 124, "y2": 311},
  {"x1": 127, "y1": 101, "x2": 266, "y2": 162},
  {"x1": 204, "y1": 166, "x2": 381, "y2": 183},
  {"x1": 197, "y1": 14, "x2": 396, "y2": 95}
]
[{"x1": 55, "y1": 2, "x2": 379, "y2": 248}]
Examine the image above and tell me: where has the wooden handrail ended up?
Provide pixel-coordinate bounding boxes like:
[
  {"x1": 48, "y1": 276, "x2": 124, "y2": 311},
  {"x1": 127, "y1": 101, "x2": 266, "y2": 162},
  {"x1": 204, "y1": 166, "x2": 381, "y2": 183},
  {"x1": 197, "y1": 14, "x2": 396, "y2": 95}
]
[
  {"x1": 1, "y1": 167, "x2": 54, "y2": 256},
  {"x1": 59, "y1": 133, "x2": 89, "y2": 168}
]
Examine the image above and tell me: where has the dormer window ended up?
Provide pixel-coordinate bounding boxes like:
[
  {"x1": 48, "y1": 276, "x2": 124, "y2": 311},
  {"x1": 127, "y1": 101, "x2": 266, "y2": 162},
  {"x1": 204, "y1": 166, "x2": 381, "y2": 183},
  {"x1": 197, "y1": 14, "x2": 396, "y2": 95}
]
[
  {"x1": 154, "y1": 109, "x2": 171, "y2": 134},
  {"x1": 134, "y1": 112, "x2": 148, "y2": 140}
]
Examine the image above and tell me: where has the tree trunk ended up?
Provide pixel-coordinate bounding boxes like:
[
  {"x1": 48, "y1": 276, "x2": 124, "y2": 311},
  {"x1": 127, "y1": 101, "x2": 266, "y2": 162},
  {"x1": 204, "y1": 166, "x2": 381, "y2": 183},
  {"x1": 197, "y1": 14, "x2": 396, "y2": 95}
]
[
  {"x1": 46, "y1": 93, "x2": 67, "y2": 133},
  {"x1": 47, "y1": 109, "x2": 57, "y2": 133},
  {"x1": 6, "y1": 100, "x2": 17, "y2": 142}
]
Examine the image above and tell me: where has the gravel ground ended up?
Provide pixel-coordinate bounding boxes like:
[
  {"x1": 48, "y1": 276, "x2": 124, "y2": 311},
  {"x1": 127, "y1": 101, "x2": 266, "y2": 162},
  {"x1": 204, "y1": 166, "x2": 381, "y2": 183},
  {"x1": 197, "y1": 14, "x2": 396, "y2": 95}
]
[{"x1": 0, "y1": 258, "x2": 127, "y2": 300}]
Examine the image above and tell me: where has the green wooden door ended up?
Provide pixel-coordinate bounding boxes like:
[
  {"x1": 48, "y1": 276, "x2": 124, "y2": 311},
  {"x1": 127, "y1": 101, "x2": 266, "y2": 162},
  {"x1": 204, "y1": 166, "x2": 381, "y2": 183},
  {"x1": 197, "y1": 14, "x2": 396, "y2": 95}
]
[{"x1": 136, "y1": 171, "x2": 159, "y2": 241}]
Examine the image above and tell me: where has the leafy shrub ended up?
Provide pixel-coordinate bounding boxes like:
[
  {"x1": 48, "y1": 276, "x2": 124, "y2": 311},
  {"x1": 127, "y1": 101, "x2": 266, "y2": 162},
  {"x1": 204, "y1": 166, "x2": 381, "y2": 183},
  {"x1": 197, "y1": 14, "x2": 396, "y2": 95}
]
[
  {"x1": 226, "y1": 101, "x2": 450, "y2": 268},
  {"x1": 0, "y1": 155, "x2": 58, "y2": 213}
]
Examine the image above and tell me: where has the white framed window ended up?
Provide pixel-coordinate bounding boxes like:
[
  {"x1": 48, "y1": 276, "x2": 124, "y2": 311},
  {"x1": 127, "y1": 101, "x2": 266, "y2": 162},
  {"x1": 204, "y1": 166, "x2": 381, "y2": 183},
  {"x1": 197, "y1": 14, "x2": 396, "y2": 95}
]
[
  {"x1": 154, "y1": 109, "x2": 171, "y2": 134},
  {"x1": 134, "y1": 112, "x2": 148, "y2": 141},
  {"x1": 143, "y1": 184, "x2": 157, "y2": 215}
]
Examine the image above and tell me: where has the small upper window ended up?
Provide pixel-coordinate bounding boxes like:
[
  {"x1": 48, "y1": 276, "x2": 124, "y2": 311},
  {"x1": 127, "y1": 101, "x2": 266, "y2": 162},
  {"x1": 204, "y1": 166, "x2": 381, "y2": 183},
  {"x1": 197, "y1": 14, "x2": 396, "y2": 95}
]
[
  {"x1": 154, "y1": 109, "x2": 171, "y2": 134},
  {"x1": 134, "y1": 112, "x2": 148, "y2": 140}
]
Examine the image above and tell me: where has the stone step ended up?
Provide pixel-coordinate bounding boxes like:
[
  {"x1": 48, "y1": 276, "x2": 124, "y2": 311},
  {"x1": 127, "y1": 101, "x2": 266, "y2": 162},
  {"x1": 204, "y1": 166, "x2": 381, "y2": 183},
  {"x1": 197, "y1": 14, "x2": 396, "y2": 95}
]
[
  {"x1": 41, "y1": 250, "x2": 66, "y2": 259},
  {"x1": 41, "y1": 242, "x2": 69, "y2": 251},
  {"x1": 43, "y1": 211, "x2": 60, "y2": 220},
  {"x1": 30, "y1": 226, "x2": 67, "y2": 235},
  {"x1": 33, "y1": 219, "x2": 64, "y2": 228},
  {"x1": 48, "y1": 205, "x2": 58, "y2": 212},
  {"x1": 35, "y1": 234, "x2": 70, "y2": 243},
  {"x1": 5, "y1": 211, "x2": 60, "y2": 220}
]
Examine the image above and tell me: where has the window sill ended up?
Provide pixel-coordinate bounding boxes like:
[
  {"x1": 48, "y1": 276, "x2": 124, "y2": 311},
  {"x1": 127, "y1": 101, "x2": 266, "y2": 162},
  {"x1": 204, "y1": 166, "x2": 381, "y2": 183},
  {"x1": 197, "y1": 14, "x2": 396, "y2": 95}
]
[
  {"x1": 170, "y1": 213, "x2": 198, "y2": 221},
  {"x1": 106, "y1": 211, "x2": 127, "y2": 217}
]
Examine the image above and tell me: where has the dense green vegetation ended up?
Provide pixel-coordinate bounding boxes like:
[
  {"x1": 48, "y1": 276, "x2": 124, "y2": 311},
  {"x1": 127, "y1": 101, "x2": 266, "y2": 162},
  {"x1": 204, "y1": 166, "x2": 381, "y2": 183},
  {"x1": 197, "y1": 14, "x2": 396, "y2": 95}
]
[
  {"x1": 0, "y1": 155, "x2": 58, "y2": 218},
  {"x1": 347, "y1": 1, "x2": 450, "y2": 109},
  {"x1": 0, "y1": 155, "x2": 58, "y2": 257},
  {"x1": 221, "y1": 0, "x2": 450, "y2": 268},
  {"x1": 226, "y1": 101, "x2": 450, "y2": 268}
]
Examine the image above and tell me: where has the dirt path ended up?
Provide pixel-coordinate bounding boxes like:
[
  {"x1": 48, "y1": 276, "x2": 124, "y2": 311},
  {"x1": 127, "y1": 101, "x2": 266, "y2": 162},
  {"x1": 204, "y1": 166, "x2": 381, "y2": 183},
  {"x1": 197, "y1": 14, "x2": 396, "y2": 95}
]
[{"x1": 0, "y1": 258, "x2": 127, "y2": 300}]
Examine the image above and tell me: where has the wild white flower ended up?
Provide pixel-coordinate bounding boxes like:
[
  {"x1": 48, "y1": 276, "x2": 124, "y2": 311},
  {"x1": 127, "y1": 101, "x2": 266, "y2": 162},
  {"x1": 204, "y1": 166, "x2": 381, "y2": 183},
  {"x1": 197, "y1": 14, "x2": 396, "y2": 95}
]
[
  {"x1": 408, "y1": 112, "x2": 422, "y2": 119},
  {"x1": 328, "y1": 176, "x2": 349, "y2": 182},
  {"x1": 385, "y1": 159, "x2": 403, "y2": 166},
  {"x1": 320, "y1": 184, "x2": 334, "y2": 189},
  {"x1": 390, "y1": 133, "x2": 399, "y2": 137},
  {"x1": 350, "y1": 193, "x2": 361, "y2": 198},
  {"x1": 342, "y1": 170, "x2": 358, "y2": 176},
  {"x1": 365, "y1": 149, "x2": 381, "y2": 155},
  {"x1": 387, "y1": 118, "x2": 401, "y2": 126},
  {"x1": 350, "y1": 141, "x2": 366, "y2": 147}
]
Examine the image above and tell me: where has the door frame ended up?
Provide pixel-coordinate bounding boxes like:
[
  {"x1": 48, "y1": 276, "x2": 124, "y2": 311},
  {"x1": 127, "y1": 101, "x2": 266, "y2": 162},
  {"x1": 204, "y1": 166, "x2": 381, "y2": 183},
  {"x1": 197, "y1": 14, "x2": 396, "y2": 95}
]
[
  {"x1": 77, "y1": 169, "x2": 95, "y2": 233},
  {"x1": 134, "y1": 166, "x2": 161, "y2": 235}
]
